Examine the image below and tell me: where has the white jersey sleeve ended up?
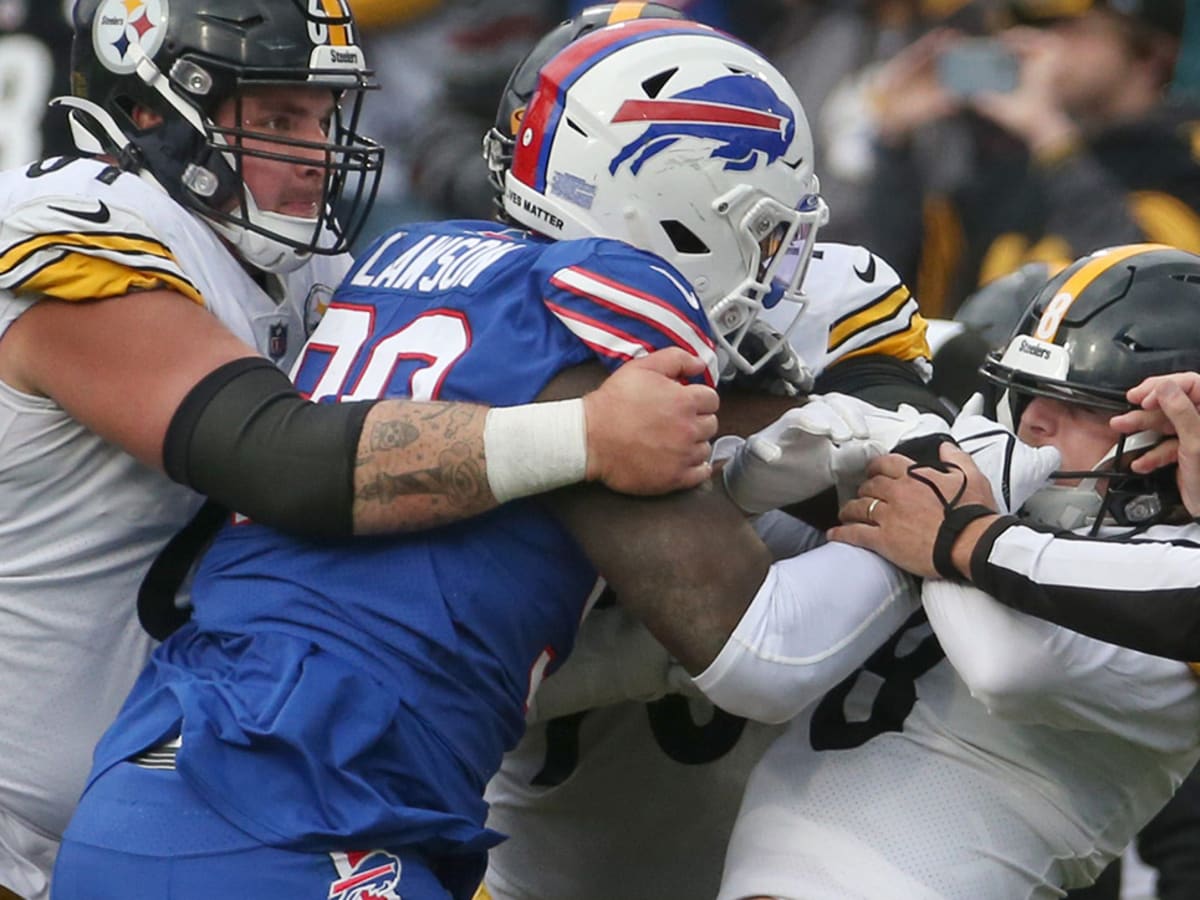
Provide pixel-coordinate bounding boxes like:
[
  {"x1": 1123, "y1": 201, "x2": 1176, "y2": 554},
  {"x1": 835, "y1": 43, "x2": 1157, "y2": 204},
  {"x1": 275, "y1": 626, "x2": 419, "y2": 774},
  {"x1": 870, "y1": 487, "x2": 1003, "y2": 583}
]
[
  {"x1": 718, "y1": 523, "x2": 1200, "y2": 900},
  {"x1": 694, "y1": 541, "x2": 920, "y2": 723},
  {"x1": 0, "y1": 159, "x2": 205, "y2": 306},
  {"x1": 0, "y1": 157, "x2": 345, "y2": 369},
  {"x1": 924, "y1": 578, "x2": 1200, "y2": 754},
  {"x1": 971, "y1": 518, "x2": 1200, "y2": 663}
]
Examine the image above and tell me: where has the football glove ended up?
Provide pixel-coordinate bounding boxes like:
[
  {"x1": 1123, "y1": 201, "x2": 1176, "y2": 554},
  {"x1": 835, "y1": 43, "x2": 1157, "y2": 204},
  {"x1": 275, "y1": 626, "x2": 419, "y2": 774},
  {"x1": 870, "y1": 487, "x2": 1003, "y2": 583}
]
[
  {"x1": 526, "y1": 604, "x2": 680, "y2": 723},
  {"x1": 722, "y1": 394, "x2": 883, "y2": 514}
]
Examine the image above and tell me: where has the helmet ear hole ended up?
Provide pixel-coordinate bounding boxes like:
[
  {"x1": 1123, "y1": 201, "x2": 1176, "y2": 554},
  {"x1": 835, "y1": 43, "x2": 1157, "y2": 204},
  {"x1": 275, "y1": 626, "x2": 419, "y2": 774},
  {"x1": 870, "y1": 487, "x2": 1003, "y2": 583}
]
[{"x1": 661, "y1": 220, "x2": 709, "y2": 254}]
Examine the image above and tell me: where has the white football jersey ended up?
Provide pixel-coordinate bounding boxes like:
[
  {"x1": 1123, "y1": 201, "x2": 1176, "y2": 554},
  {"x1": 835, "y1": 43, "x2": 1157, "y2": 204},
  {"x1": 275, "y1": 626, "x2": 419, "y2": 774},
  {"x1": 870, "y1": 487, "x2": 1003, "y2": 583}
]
[
  {"x1": 482, "y1": 242, "x2": 932, "y2": 900},
  {"x1": 0, "y1": 156, "x2": 348, "y2": 898},
  {"x1": 718, "y1": 526, "x2": 1200, "y2": 900}
]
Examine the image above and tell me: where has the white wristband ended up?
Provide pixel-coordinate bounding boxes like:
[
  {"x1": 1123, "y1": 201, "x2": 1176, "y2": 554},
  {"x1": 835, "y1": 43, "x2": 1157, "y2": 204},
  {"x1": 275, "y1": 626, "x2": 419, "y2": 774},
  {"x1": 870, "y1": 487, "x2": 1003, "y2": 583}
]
[{"x1": 483, "y1": 398, "x2": 588, "y2": 503}]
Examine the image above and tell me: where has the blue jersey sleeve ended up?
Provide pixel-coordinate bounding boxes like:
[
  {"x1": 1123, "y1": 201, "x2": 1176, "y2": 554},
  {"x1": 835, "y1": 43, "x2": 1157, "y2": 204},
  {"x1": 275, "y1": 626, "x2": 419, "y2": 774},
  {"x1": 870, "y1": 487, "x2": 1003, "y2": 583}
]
[{"x1": 534, "y1": 239, "x2": 720, "y2": 386}]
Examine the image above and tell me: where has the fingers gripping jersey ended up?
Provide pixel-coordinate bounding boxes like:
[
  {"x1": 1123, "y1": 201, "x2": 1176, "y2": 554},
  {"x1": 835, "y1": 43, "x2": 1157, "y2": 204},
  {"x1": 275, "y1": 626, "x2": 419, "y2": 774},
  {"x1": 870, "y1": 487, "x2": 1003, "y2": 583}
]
[
  {"x1": 82, "y1": 220, "x2": 719, "y2": 881},
  {"x1": 0, "y1": 156, "x2": 347, "y2": 893},
  {"x1": 483, "y1": 241, "x2": 932, "y2": 900}
]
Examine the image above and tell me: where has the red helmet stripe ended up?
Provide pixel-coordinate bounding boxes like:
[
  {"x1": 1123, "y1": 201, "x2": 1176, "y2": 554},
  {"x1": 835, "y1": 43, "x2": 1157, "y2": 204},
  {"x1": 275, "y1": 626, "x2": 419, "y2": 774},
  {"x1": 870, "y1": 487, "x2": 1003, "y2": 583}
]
[
  {"x1": 612, "y1": 98, "x2": 784, "y2": 132},
  {"x1": 511, "y1": 20, "x2": 719, "y2": 191}
]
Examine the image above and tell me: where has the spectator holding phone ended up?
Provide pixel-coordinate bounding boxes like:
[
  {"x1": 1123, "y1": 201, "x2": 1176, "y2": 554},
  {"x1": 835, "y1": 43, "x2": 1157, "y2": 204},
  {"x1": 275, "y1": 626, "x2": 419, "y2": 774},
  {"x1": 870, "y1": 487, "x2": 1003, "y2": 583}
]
[{"x1": 857, "y1": 0, "x2": 1200, "y2": 317}]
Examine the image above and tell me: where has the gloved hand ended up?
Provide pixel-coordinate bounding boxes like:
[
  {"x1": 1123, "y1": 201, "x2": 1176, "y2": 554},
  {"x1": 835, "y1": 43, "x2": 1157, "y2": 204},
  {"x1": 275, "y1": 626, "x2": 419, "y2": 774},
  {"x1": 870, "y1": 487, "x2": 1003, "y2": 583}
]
[
  {"x1": 951, "y1": 394, "x2": 1061, "y2": 514},
  {"x1": 526, "y1": 604, "x2": 680, "y2": 723},
  {"x1": 816, "y1": 393, "x2": 952, "y2": 452},
  {"x1": 722, "y1": 394, "x2": 884, "y2": 514},
  {"x1": 722, "y1": 319, "x2": 815, "y2": 396}
]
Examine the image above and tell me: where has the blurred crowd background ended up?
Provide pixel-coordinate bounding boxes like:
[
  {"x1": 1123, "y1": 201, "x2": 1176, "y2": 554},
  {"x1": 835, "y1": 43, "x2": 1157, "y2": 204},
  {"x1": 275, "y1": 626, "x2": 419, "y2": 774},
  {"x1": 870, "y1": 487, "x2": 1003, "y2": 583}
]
[{"x1": 5, "y1": 0, "x2": 1199, "y2": 316}]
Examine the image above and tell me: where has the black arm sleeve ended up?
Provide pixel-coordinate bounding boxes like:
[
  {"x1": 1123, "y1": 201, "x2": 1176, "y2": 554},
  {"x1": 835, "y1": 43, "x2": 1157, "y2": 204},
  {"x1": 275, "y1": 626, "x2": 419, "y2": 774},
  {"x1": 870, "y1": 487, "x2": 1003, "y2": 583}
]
[
  {"x1": 163, "y1": 357, "x2": 375, "y2": 538},
  {"x1": 970, "y1": 517, "x2": 1200, "y2": 662}
]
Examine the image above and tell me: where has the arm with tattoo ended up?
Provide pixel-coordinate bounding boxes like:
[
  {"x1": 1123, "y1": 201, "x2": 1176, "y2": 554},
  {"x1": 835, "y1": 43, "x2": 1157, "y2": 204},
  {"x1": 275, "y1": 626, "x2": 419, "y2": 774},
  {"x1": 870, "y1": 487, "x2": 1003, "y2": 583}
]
[{"x1": 353, "y1": 401, "x2": 491, "y2": 532}]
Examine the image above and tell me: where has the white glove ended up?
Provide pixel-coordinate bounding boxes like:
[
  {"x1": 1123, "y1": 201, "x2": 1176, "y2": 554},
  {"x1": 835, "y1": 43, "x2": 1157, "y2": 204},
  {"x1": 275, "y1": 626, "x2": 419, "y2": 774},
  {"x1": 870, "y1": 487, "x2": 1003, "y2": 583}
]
[
  {"x1": 951, "y1": 408, "x2": 1061, "y2": 514},
  {"x1": 722, "y1": 394, "x2": 884, "y2": 514},
  {"x1": 526, "y1": 604, "x2": 679, "y2": 723},
  {"x1": 812, "y1": 392, "x2": 952, "y2": 452},
  {"x1": 722, "y1": 319, "x2": 815, "y2": 396}
]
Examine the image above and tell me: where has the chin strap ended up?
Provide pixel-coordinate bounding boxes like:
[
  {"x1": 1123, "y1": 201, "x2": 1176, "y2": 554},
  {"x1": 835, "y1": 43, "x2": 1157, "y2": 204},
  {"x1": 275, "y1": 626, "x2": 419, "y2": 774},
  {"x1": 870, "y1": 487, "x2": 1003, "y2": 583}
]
[{"x1": 204, "y1": 211, "x2": 315, "y2": 275}]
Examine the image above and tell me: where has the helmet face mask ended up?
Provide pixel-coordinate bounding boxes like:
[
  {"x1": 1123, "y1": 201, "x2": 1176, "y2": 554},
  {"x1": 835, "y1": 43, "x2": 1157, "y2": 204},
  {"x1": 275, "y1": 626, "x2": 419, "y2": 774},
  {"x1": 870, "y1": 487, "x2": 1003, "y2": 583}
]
[
  {"x1": 493, "y1": 19, "x2": 826, "y2": 376},
  {"x1": 980, "y1": 243, "x2": 1200, "y2": 533},
  {"x1": 67, "y1": 0, "x2": 383, "y2": 272}
]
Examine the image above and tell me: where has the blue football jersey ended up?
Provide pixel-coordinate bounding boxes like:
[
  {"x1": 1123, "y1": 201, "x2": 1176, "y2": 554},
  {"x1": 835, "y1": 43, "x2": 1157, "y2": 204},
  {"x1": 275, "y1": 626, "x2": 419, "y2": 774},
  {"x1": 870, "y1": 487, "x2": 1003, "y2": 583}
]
[{"x1": 86, "y1": 222, "x2": 718, "y2": 865}]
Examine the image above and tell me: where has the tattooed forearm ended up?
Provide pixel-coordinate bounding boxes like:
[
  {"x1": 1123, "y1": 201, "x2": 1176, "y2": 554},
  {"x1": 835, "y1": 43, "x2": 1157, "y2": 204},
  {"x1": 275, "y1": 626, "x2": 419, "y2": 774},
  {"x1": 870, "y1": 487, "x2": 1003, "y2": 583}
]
[
  {"x1": 365, "y1": 420, "x2": 420, "y2": 452},
  {"x1": 357, "y1": 443, "x2": 489, "y2": 509},
  {"x1": 352, "y1": 400, "x2": 495, "y2": 534}
]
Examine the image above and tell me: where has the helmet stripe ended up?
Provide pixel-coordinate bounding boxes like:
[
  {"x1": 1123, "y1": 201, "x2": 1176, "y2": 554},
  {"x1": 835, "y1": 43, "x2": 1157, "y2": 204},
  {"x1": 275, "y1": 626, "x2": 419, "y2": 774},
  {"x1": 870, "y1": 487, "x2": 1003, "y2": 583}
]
[
  {"x1": 1033, "y1": 243, "x2": 1174, "y2": 342},
  {"x1": 608, "y1": 3, "x2": 649, "y2": 22},
  {"x1": 318, "y1": 0, "x2": 352, "y2": 46},
  {"x1": 612, "y1": 98, "x2": 784, "y2": 131},
  {"x1": 512, "y1": 20, "x2": 720, "y2": 193}
]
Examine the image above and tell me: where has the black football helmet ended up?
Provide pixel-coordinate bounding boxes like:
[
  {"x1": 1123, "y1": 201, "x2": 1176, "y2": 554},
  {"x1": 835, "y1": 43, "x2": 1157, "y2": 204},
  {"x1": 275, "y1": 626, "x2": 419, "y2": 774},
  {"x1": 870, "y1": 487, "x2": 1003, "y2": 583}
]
[
  {"x1": 63, "y1": 0, "x2": 383, "y2": 272},
  {"x1": 482, "y1": 1, "x2": 687, "y2": 209},
  {"x1": 981, "y1": 243, "x2": 1200, "y2": 532}
]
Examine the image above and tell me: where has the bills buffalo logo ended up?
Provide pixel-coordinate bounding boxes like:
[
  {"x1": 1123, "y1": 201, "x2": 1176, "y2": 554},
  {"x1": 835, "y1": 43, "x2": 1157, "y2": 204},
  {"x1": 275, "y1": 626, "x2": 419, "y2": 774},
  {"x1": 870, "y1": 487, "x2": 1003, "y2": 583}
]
[
  {"x1": 92, "y1": 0, "x2": 169, "y2": 75},
  {"x1": 608, "y1": 74, "x2": 795, "y2": 176},
  {"x1": 328, "y1": 850, "x2": 402, "y2": 900}
]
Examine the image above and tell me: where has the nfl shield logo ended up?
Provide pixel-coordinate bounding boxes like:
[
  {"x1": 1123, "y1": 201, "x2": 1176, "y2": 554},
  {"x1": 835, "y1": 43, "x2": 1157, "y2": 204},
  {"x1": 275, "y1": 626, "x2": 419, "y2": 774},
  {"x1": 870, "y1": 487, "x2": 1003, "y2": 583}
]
[{"x1": 268, "y1": 322, "x2": 289, "y2": 361}]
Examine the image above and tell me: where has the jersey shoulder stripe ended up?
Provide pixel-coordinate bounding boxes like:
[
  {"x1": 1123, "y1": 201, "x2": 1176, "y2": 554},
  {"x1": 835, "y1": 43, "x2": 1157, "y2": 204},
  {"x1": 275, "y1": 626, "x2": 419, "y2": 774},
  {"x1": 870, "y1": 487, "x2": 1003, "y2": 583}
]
[
  {"x1": 545, "y1": 299, "x2": 654, "y2": 364},
  {"x1": 826, "y1": 283, "x2": 930, "y2": 365},
  {"x1": 549, "y1": 264, "x2": 719, "y2": 383},
  {"x1": 0, "y1": 230, "x2": 202, "y2": 304},
  {"x1": 0, "y1": 160, "x2": 206, "y2": 305},
  {"x1": 776, "y1": 243, "x2": 931, "y2": 377}
]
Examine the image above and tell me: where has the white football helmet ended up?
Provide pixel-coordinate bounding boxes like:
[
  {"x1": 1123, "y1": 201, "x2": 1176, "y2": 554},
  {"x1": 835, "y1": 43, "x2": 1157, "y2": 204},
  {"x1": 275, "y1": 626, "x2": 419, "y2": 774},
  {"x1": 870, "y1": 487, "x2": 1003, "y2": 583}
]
[{"x1": 499, "y1": 20, "x2": 827, "y2": 377}]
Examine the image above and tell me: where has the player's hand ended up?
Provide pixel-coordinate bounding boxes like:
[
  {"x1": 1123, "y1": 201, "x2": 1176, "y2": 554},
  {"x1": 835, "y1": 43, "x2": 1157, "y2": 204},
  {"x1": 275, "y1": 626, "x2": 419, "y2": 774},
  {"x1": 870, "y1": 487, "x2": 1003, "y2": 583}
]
[
  {"x1": 831, "y1": 444, "x2": 1000, "y2": 579},
  {"x1": 1117, "y1": 374, "x2": 1200, "y2": 516},
  {"x1": 951, "y1": 403, "x2": 1061, "y2": 514},
  {"x1": 814, "y1": 392, "x2": 952, "y2": 453},
  {"x1": 722, "y1": 394, "x2": 882, "y2": 514},
  {"x1": 527, "y1": 604, "x2": 679, "y2": 723},
  {"x1": 584, "y1": 348, "x2": 719, "y2": 494}
]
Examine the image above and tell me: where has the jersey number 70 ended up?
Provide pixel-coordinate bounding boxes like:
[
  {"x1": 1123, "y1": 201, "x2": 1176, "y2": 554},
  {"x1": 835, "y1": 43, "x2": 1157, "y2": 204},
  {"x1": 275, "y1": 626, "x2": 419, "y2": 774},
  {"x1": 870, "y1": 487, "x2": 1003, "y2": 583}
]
[{"x1": 291, "y1": 303, "x2": 472, "y2": 402}]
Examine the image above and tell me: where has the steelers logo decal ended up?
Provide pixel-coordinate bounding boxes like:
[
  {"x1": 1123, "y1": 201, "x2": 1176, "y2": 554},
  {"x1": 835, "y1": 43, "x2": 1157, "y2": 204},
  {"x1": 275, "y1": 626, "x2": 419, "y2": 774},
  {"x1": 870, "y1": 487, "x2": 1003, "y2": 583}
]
[{"x1": 92, "y1": 0, "x2": 170, "y2": 75}]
